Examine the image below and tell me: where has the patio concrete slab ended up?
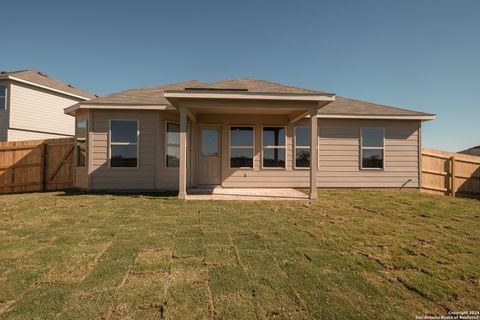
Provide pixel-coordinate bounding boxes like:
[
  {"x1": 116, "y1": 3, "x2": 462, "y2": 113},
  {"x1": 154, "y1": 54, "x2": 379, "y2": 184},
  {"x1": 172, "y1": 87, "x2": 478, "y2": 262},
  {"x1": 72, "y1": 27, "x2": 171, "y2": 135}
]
[{"x1": 186, "y1": 187, "x2": 309, "y2": 201}]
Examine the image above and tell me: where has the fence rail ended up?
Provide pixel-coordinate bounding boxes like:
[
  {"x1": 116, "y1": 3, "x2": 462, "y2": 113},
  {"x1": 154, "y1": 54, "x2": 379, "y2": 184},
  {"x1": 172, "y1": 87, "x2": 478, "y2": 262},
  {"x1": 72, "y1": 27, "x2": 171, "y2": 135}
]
[
  {"x1": 0, "y1": 138, "x2": 75, "y2": 194},
  {"x1": 422, "y1": 147, "x2": 480, "y2": 197}
]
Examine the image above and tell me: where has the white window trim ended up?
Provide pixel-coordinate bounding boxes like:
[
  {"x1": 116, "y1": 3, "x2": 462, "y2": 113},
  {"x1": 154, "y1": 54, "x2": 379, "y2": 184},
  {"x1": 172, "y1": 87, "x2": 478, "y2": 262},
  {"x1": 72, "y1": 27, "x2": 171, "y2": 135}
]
[
  {"x1": 229, "y1": 125, "x2": 255, "y2": 170},
  {"x1": 360, "y1": 127, "x2": 385, "y2": 170},
  {"x1": 294, "y1": 126, "x2": 311, "y2": 170},
  {"x1": 261, "y1": 126, "x2": 287, "y2": 170},
  {"x1": 75, "y1": 118, "x2": 88, "y2": 168},
  {"x1": 0, "y1": 84, "x2": 7, "y2": 110},
  {"x1": 108, "y1": 119, "x2": 140, "y2": 169}
]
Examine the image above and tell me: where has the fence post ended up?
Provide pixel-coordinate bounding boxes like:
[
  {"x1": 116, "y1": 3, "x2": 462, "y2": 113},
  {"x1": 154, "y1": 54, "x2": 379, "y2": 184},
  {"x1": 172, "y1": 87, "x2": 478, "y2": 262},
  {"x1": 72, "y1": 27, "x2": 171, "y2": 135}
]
[
  {"x1": 450, "y1": 156, "x2": 456, "y2": 197},
  {"x1": 40, "y1": 143, "x2": 48, "y2": 191}
]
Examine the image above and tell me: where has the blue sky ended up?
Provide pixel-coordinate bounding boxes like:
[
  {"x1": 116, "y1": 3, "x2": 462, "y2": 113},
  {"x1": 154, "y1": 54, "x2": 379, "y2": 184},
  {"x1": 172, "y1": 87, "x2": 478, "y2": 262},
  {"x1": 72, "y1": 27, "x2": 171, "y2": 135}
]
[{"x1": 2, "y1": 0, "x2": 479, "y2": 151}]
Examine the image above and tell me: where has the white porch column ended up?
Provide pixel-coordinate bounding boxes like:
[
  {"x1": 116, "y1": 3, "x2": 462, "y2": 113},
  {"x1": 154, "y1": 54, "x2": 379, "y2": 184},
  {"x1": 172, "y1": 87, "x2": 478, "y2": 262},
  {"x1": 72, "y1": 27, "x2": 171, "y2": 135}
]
[
  {"x1": 178, "y1": 106, "x2": 188, "y2": 199},
  {"x1": 309, "y1": 108, "x2": 318, "y2": 200}
]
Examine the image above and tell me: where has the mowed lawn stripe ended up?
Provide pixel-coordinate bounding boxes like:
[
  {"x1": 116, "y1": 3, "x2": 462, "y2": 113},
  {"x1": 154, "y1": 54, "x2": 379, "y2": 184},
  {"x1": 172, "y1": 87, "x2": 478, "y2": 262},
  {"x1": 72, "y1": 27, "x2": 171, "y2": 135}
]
[{"x1": 0, "y1": 191, "x2": 478, "y2": 319}]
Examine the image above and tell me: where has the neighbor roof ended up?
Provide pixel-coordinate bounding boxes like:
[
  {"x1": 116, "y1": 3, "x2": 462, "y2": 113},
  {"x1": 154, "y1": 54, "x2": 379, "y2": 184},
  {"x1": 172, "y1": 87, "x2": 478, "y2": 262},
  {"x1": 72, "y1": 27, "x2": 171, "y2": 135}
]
[
  {"x1": 0, "y1": 70, "x2": 97, "y2": 100},
  {"x1": 68, "y1": 78, "x2": 435, "y2": 119}
]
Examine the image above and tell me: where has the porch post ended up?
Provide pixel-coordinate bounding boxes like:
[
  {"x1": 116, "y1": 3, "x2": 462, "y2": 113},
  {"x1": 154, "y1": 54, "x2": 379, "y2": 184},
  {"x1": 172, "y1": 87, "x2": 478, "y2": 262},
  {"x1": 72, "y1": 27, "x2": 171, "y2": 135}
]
[
  {"x1": 309, "y1": 108, "x2": 318, "y2": 200},
  {"x1": 178, "y1": 106, "x2": 188, "y2": 199}
]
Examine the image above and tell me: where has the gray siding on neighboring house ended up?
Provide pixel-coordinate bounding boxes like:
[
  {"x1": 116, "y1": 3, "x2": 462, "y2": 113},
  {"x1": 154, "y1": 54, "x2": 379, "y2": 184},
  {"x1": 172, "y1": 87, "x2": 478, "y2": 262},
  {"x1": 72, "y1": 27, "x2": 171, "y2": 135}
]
[
  {"x1": 0, "y1": 81, "x2": 10, "y2": 141},
  {"x1": 8, "y1": 82, "x2": 80, "y2": 140}
]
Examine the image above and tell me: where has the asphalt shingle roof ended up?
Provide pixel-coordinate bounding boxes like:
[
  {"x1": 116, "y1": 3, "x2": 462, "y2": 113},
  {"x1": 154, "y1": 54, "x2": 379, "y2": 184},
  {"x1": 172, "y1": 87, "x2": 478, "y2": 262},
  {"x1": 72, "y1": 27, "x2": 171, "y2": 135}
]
[
  {"x1": 76, "y1": 78, "x2": 433, "y2": 117},
  {"x1": 0, "y1": 70, "x2": 97, "y2": 99}
]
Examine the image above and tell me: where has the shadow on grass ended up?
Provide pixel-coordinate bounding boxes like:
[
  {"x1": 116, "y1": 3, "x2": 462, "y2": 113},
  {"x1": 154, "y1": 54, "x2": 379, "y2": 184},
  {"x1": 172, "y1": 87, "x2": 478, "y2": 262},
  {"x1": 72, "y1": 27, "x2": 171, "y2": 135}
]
[{"x1": 54, "y1": 189, "x2": 178, "y2": 199}]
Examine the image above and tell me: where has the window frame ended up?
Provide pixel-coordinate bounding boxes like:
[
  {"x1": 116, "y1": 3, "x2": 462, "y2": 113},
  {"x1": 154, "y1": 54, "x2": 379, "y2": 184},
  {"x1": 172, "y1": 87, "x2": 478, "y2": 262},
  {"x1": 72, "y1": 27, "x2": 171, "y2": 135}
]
[
  {"x1": 108, "y1": 119, "x2": 140, "y2": 169},
  {"x1": 229, "y1": 125, "x2": 255, "y2": 170},
  {"x1": 164, "y1": 121, "x2": 181, "y2": 169},
  {"x1": 75, "y1": 118, "x2": 88, "y2": 168},
  {"x1": 0, "y1": 84, "x2": 7, "y2": 110},
  {"x1": 360, "y1": 127, "x2": 385, "y2": 170},
  {"x1": 294, "y1": 126, "x2": 311, "y2": 170},
  {"x1": 261, "y1": 125, "x2": 287, "y2": 170}
]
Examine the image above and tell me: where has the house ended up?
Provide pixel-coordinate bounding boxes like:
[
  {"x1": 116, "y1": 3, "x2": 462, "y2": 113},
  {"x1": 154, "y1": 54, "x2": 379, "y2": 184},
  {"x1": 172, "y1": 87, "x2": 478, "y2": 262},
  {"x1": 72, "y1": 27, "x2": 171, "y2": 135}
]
[
  {"x1": 64, "y1": 78, "x2": 436, "y2": 199},
  {"x1": 0, "y1": 70, "x2": 96, "y2": 141},
  {"x1": 460, "y1": 146, "x2": 480, "y2": 157}
]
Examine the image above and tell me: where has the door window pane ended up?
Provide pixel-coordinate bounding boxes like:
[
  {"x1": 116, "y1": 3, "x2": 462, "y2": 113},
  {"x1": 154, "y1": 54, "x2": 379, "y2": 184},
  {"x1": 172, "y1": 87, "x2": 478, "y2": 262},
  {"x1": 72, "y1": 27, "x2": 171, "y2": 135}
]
[{"x1": 202, "y1": 129, "x2": 219, "y2": 156}]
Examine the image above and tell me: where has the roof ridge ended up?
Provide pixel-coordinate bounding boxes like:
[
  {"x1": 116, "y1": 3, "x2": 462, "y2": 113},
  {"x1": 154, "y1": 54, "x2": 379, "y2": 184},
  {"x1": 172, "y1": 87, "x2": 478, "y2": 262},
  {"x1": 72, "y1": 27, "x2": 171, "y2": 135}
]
[{"x1": 215, "y1": 77, "x2": 328, "y2": 94}]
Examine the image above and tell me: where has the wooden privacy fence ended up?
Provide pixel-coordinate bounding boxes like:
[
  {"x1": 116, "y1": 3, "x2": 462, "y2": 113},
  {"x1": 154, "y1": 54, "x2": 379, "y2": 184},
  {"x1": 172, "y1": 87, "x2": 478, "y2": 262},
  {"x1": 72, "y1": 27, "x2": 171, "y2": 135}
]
[
  {"x1": 0, "y1": 138, "x2": 75, "y2": 194},
  {"x1": 422, "y1": 147, "x2": 480, "y2": 197}
]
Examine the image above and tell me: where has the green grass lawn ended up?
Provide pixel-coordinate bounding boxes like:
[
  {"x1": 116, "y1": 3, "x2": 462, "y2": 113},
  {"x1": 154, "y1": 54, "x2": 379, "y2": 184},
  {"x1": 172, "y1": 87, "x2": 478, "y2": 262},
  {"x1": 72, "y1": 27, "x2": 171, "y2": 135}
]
[{"x1": 0, "y1": 190, "x2": 479, "y2": 319}]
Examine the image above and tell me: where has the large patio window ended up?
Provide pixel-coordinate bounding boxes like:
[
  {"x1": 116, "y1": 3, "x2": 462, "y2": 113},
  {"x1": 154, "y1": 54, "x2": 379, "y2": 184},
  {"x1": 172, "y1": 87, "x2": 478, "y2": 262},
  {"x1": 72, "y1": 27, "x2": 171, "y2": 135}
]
[
  {"x1": 166, "y1": 122, "x2": 180, "y2": 167},
  {"x1": 230, "y1": 126, "x2": 254, "y2": 168},
  {"x1": 75, "y1": 119, "x2": 87, "y2": 168},
  {"x1": 361, "y1": 127, "x2": 384, "y2": 169},
  {"x1": 110, "y1": 120, "x2": 138, "y2": 168},
  {"x1": 262, "y1": 127, "x2": 286, "y2": 168},
  {"x1": 295, "y1": 127, "x2": 310, "y2": 168}
]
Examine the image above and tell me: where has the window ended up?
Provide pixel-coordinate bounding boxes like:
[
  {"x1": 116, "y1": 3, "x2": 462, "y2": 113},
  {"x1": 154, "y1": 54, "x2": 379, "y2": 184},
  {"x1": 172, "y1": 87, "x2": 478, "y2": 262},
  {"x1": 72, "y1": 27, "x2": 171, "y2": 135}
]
[
  {"x1": 202, "y1": 129, "x2": 219, "y2": 156},
  {"x1": 295, "y1": 127, "x2": 310, "y2": 168},
  {"x1": 0, "y1": 85, "x2": 6, "y2": 110},
  {"x1": 166, "y1": 122, "x2": 180, "y2": 167},
  {"x1": 262, "y1": 127, "x2": 286, "y2": 168},
  {"x1": 230, "y1": 126, "x2": 254, "y2": 168},
  {"x1": 75, "y1": 119, "x2": 87, "y2": 168},
  {"x1": 110, "y1": 120, "x2": 138, "y2": 168},
  {"x1": 361, "y1": 128, "x2": 384, "y2": 169}
]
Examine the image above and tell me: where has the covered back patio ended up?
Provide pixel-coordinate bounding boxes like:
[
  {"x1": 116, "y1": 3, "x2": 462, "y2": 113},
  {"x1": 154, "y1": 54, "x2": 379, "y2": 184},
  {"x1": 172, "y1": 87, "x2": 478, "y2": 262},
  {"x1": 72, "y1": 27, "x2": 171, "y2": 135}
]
[{"x1": 164, "y1": 87, "x2": 335, "y2": 200}]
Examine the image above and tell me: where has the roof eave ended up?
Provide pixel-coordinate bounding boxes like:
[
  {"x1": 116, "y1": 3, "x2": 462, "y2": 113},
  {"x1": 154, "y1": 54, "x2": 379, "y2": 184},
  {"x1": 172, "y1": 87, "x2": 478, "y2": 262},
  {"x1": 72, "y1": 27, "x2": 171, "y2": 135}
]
[
  {"x1": 64, "y1": 103, "x2": 174, "y2": 115},
  {"x1": 316, "y1": 114, "x2": 437, "y2": 121},
  {"x1": 4, "y1": 75, "x2": 93, "y2": 100}
]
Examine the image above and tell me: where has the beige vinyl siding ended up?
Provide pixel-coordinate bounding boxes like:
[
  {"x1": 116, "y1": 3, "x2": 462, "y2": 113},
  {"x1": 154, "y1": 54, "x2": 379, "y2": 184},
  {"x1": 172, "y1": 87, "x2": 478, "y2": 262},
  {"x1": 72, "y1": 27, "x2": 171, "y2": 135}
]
[
  {"x1": 90, "y1": 110, "x2": 157, "y2": 190},
  {"x1": 8, "y1": 82, "x2": 80, "y2": 139},
  {"x1": 84, "y1": 109, "x2": 420, "y2": 191},
  {"x1": 316, "y1": 119, "x2": 419, "y2": 188},
  {"x1": 196, "y1": 115, "x2": 419, "y2": 189},
  {"x1": 7, "y1": 129, "x2": 69, "y2": 141}
]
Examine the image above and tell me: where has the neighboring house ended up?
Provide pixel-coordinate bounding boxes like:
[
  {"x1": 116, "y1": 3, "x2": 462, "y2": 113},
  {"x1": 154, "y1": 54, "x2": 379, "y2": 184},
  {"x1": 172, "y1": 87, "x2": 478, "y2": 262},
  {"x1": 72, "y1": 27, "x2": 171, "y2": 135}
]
[
  {"x1": 0, "y1": 70, "x2": 96, "y2": 141},
  {"x1": 460, "y1": 146, "x2": 480, "y2": 157},
  {"x1": 64, "y1": 78, "x2": 436, "y2": 199}
]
